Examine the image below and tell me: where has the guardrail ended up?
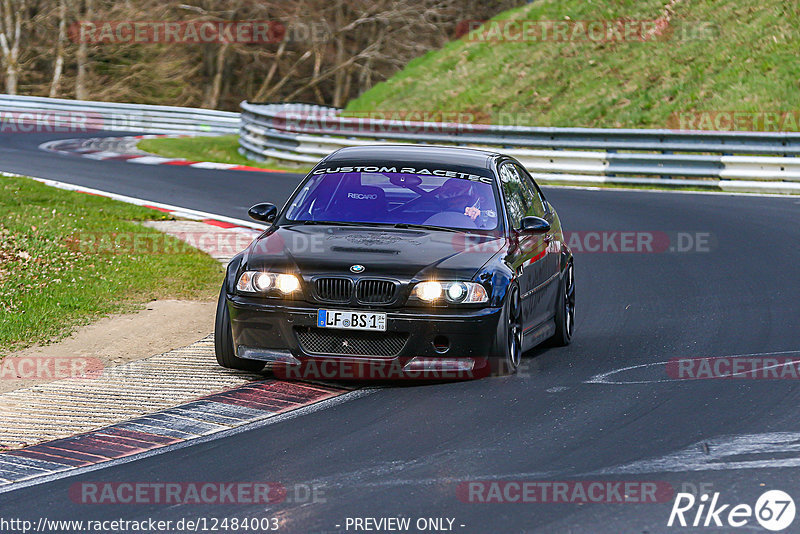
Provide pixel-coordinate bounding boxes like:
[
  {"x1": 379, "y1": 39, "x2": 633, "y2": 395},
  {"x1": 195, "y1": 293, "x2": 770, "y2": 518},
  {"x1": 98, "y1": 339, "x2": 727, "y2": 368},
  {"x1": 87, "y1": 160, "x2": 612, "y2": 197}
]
[
  {"x1": 0, "y1": 94, "x2": 239, "y2": 135},
  {"x1": 239, "y1": 102, "x2": 800, "y2": 193}
]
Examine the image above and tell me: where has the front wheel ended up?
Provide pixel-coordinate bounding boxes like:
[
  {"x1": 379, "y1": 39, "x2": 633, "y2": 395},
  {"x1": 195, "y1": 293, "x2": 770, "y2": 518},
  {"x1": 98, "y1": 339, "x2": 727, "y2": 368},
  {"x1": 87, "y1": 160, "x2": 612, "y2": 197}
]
[
  {"x1": 214, "y1": 285, "x2": 265, "y2": 372},
  {"x1": 551, "y1": 261, "x2": 575, "y2": 346},
  {"x1": 490, "y1": 285, "x2": 523, "y2": 376}
]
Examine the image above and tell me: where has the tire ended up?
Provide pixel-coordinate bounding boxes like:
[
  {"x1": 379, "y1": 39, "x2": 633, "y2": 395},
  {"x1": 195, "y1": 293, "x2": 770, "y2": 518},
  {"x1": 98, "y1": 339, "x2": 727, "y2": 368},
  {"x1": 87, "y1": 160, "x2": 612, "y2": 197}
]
[
  {"x1": 551, "y1": 261, "x2": 575, "y2": 346},
  {"x1": 490, "y1": 284, "x2": 523, "y2": 376},
  {"x1": 214, "y1": 285, "x2": 265, "y2": 372}
]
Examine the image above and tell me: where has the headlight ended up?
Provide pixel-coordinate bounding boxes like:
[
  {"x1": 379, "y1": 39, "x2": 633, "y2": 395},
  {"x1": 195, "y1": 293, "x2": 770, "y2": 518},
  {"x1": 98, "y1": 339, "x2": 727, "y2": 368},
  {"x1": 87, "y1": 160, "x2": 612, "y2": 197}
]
[
  {"x1": 447, "y1": 282, "x2": 468, "y2": 302},
  {"x1": 415, "y1": 281, "x2": 443, "y2": 301},
  {"x1": 412, "y1": 281, "x2": 488, "y2": 304},
  {"x1": 252, "y1": 272, "x2": 272, "y2": 292},
  {"x1": 276, "y1": 274, "x2": 300, "y2": 294},
  {"x1": 237, "y1": 271, "x2": 301, "y2": 296}
]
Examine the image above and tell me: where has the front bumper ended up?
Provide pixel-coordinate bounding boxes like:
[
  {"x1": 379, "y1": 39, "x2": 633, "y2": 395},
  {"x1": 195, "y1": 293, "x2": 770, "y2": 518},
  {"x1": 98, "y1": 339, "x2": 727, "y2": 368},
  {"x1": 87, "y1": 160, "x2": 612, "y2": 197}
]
[{"x1": 228, "y1": 295, "x2": 502, "y2": 378}]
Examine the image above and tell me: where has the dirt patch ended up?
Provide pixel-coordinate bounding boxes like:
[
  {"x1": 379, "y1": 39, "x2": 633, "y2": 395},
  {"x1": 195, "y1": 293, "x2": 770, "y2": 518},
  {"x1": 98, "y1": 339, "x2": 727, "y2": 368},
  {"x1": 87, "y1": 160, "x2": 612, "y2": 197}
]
[{"x1": 0, "y1": 299, "x2": 216, "y2": 394}]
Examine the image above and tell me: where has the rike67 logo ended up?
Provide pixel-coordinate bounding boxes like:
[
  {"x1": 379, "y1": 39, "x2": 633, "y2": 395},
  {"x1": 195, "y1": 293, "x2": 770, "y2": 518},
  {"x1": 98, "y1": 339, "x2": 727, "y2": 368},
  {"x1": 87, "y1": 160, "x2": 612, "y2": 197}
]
[{"x1": 668, "y1": 490, "x2": 795, "y2": 531}]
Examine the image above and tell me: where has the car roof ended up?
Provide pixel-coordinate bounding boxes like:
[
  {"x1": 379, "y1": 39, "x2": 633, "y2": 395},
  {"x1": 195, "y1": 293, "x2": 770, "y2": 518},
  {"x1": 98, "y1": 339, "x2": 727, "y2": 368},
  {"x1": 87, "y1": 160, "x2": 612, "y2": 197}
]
[{"x1": 321, "y1": 145, "x2": 503, "y2": 172}]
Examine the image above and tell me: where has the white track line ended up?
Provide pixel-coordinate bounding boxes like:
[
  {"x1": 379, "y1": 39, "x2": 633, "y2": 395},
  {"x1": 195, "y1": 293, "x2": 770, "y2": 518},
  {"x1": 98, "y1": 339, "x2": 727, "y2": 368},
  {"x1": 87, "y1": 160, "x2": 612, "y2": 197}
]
[
  {"x1": 594, "y1": 431, "x2": 800, "y2": 475},
  {"x1": 585, "y1": 349, "x2": 800, "y2": 385}
]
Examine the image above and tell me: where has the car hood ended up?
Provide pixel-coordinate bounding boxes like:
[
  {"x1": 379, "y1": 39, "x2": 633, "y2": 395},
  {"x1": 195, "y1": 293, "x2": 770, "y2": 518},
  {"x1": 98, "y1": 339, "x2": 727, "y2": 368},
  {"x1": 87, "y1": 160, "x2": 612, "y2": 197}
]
[{"x1": 243, "y1": 225, "x2": 505, "y2": 280}]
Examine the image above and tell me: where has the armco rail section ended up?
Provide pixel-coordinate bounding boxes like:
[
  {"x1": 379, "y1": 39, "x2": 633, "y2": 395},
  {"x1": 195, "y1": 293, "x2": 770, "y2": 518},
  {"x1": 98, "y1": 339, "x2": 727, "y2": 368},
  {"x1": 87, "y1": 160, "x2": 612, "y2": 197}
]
[
  {"x1": 1, "y1": 95, "x2": 796, "y2": 193},
  {"x1": 0, "y1": 94, "x2": 239, "y2": 135},
  {"x1": 239, "y1": 102, "x2": 800, "y2": 193}
]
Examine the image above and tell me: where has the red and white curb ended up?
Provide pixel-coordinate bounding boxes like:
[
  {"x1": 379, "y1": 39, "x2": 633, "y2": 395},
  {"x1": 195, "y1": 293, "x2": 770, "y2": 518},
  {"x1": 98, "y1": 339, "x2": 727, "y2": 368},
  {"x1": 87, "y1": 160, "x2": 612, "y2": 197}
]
[
  {"x1": 39, "y1": 135, "x2": 282, "y2": 174},
  {"x1": 0, "y1": 375, "x2": 351, "y2": 489}
]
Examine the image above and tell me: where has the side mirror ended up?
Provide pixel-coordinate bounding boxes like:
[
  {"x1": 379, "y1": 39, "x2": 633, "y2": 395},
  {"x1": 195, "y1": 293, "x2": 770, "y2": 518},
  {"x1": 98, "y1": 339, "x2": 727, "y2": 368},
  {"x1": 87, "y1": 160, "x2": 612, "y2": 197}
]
[
  {"x1": 519, "y1": 216, "x2": 550, "y2": 234},
  {"x1": 248, "y1": 203, "x2": 278, "y2": 223}
]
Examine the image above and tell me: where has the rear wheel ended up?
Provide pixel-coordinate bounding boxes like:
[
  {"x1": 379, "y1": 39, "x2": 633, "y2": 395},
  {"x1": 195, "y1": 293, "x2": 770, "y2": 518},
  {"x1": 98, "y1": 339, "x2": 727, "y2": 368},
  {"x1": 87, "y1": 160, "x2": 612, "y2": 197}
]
[
  {"x1": 551, "y1": 261, "x2": 575, "y2": 346},
  {"x1": 490, "y1": 285, "x2": 523, "y2": 376},
  {"x1": 214, "y1": 285, "x2": 265, "y2": 372}
]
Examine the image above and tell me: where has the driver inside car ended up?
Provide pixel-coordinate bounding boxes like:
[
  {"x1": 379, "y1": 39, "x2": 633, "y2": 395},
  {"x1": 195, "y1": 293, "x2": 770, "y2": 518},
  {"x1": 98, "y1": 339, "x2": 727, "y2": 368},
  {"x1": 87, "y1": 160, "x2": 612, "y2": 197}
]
[{"x1": 435, "y1": 178, "x2": 484, "y2": 221}]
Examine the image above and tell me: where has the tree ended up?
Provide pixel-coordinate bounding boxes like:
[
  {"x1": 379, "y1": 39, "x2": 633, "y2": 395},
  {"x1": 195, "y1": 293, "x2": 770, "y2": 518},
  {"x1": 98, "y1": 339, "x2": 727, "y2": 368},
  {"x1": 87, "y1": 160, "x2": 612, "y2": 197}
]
[
  {"x1": 0, "y1": 0, "x2": 25, "y2": 94},
  {"x1": 74, "y1": 0, "x2": 91, "y2": 99},
  {"x1": 2, "y1": 0, "x2": 523, "y2": 108},
  {"x1": 49, "y1": 0, "x2": 66, "y2": 97}
]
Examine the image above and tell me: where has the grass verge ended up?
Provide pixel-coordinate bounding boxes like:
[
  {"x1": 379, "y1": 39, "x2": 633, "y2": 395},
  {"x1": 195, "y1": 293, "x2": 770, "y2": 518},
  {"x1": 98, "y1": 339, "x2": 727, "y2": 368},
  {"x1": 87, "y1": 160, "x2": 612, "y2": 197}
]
[
  {"x1": 0, "y1": 175, "x2": 223, "y2": 356},
  {"x1": 138, "y1": 135, "x2": 311, "y2": 173},
  {"x1": 345, "y1": 0, "x2": 799, "y2": 129}
]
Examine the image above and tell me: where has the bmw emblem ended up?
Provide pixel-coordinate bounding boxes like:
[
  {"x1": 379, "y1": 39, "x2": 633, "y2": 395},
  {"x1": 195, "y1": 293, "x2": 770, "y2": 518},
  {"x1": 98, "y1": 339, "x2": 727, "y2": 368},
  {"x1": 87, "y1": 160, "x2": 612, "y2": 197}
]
[{"x1": 350, "y1": 264, "x2": 365, "y2": 273}]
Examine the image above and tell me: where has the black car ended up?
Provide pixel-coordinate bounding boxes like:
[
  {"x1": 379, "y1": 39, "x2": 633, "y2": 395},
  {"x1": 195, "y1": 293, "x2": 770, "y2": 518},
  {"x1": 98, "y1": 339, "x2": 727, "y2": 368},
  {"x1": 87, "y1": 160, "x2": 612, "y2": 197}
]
[{"x1": 214, "y1": 145, "x2": 574, "y2": 379}]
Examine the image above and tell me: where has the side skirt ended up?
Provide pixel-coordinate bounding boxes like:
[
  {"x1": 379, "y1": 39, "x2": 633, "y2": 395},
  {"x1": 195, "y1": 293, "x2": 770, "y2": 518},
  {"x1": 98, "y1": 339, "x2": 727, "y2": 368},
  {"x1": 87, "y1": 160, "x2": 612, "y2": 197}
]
[{"x1": 522, "y1": 319, "x2": 556, "y2": 352}]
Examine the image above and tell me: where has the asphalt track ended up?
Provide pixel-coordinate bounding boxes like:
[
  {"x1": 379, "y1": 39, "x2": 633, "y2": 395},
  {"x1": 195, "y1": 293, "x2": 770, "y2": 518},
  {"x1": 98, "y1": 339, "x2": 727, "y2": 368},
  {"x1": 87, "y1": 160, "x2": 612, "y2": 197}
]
[{"x1": 1, "y1": 131, "x2": 800, "y2": 533}]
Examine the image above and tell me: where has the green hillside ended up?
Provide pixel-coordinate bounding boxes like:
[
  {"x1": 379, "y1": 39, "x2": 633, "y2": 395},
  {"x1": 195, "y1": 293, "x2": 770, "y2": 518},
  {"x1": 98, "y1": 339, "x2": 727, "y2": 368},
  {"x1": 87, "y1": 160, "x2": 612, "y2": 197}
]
[{"x1": 345, "y1": 0, "x2": 799, "y2": 129}]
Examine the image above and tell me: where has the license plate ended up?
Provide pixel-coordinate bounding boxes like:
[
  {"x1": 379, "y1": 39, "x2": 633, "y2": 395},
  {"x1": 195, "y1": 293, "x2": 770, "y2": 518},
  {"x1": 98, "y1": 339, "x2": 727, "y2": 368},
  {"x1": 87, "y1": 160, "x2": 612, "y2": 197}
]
[{"x1": 317, "y1": 309, "x2": 386, "y2": 331}]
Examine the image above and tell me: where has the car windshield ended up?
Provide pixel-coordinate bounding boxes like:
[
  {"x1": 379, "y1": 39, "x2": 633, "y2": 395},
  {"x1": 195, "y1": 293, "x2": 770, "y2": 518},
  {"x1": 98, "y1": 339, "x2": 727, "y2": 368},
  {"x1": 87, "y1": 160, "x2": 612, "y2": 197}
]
[{"x1": 283, "y1": 171, "x2": 501, "y2": 232}]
